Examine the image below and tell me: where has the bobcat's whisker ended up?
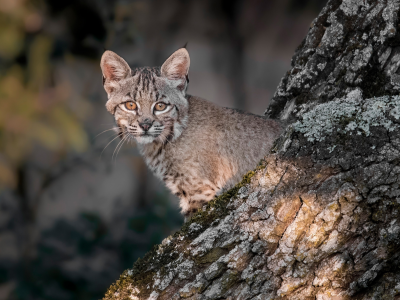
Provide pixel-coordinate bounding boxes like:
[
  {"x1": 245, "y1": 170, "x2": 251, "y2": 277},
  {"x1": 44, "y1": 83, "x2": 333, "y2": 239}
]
[
  {"x1": 100, "y1": 133, "x2": 123, "y2": 159},
  {"x1": 95, "y1": 127, "x2": 122, "y2": 138},
  {"x1": 112, "y1": 134, "x2": 129, "y2": 162},
  {"x1": 115, "y1": 133, "x2": 132, "y2": 161}
]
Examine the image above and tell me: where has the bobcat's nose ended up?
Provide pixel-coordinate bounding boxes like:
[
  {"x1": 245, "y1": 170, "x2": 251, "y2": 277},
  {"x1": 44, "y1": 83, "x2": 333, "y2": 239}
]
[{"x1": 139, "y1": 119, "x2": 153, "y2": 132}]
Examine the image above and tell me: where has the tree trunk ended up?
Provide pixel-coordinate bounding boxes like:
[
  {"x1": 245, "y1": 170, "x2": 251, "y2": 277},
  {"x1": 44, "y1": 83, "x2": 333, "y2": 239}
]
[
  {"x1": 266, "y1": 0, "x2": 400, "y2": 121},
  {"x1": 103, "y1": 0, "x2": 400, "y2": 299}
]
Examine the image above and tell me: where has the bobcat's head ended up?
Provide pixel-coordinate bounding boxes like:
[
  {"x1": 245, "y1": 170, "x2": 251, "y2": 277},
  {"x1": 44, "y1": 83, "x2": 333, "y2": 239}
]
[{"x1": 100, "y1": 48, "x2": 190, "y2": 144}]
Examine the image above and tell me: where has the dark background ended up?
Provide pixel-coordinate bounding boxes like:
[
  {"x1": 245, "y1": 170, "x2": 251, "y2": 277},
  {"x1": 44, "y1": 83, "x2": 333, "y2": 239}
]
[{"x1": 0, "y1": 0, "x2": 326, "y2": 299}]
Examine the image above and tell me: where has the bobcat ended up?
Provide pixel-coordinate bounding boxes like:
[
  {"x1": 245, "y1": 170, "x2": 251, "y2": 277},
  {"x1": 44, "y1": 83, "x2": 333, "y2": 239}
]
[{"x1": 100, "y1": 48, "x2": 283, "y2": 218}]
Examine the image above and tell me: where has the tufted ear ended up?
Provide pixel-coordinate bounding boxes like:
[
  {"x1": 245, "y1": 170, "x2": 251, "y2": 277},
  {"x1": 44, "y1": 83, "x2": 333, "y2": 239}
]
[
  {"x1": 100, "y1": 50, "x2": 131, "y2": 94},
  {"x1": 161, "y1": 48, "x2": 190, "y2": 82}
]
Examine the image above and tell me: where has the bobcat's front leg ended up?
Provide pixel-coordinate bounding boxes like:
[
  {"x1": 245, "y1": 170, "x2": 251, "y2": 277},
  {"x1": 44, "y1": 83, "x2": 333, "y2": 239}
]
[{"x1": 182, "y1": 199, "x2": 208, "y2": 222}]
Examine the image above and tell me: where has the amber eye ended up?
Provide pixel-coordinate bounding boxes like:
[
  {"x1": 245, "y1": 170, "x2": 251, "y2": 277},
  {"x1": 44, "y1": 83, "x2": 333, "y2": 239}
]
[
  {"x1": 125, "y1": 101, "x2": 137, "y2": 110},
  {"x1": 155, "y1": 102, "x2": 167, "y2": 111}
]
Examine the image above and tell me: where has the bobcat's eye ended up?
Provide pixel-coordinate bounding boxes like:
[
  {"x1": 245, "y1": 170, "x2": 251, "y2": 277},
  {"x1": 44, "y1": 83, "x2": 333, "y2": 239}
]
[
  {"x1": 155, "y1": 102, "x2": 167, "y2": 111},
  {"x1": 125, "y1": 101, "x2": 137, "y2": 110}
]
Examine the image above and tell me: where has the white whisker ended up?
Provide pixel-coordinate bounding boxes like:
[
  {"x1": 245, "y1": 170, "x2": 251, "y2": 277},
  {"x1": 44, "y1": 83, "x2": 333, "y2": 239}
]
[
  {"x1": 100, "y1": 133, "x2": 122, "y2": 159},
  {"x1": 112, "y1": 134, "x2": 129, "y2": 162},
  {"x1": 95, "y1": 127, "x2": 122, "y2": 138},
  {"x1": 115, "y1": 133, "x2": 131, "y2": 161}
]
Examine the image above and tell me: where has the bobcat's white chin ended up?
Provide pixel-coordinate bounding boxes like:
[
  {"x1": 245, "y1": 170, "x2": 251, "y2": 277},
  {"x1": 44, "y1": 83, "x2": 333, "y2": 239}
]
[{"x1": 135, "y1": 135, "x2": 156, "y2": 144}]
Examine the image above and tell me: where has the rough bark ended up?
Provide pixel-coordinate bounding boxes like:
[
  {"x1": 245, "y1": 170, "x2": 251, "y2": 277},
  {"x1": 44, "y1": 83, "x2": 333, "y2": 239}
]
[
  {"x1": 103, "y1": 0, "x2": 400, "y2": 299},
  {"x1": 266, "y1": 0, "x2": 400, "y2": 122}
]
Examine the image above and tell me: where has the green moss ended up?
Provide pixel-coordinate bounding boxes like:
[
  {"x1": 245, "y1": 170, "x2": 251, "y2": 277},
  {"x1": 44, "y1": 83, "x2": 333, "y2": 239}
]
[
  {"x1": 334, "y1": 68, "x2": 347, "y2": 86},
  {"x1": 345, "y1": 42, "x2": 363, "y2": 54},
  {"x1": 372, "y1": 209, "x2": 383, "y2": 222},
  {"x1": 337, "y1": 115, "x2": 356, "y2": 128},
  {"x1": 194, "y1": 247, "x2": 227, "y2": 264},
  {"x1": 179, "y1": 279, "x2": 209, "y2": 298},
  {"x1": 219, "y1": 270, "x2": 239, "y2": 294},
  {"x1": 343, "y1": 176, "x2": 354, "y2": 183},
  {"x1": 103, "y1": 271, "x2": 137, "y2": 300}
]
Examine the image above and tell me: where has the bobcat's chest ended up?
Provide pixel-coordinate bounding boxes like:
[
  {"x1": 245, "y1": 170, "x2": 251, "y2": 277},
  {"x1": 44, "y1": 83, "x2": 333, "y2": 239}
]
[
  {"x1": 141, "y1": 145, "x2": 168, "y2": 181},
  {"x1": 140, "y1": 143, "x2": 220, "y2": 215}
]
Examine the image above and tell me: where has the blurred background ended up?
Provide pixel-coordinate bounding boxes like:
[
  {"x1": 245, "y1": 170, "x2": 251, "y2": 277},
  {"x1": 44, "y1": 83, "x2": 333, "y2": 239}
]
[{"x1": 0, "y1": 0, "x2": 326, "y2": 299}]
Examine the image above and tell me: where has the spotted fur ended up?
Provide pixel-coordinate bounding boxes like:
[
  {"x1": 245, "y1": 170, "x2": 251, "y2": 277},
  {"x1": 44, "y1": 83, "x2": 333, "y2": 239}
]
[{"x1": 100, "y1": 48, "x2": 284, "y2": 218}]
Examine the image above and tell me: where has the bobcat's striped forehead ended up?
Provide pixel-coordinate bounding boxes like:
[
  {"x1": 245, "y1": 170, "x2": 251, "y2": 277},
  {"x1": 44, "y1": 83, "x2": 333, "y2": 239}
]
[
  {"x1": 131, "y1": 67, "x2": 161, "y2": 95},
  {"x1": 105, "y1": 66, "x2": 186, "y2": 114},
  {"x1": 128, "y1": 67, "x2": 162, "y2": 107}
]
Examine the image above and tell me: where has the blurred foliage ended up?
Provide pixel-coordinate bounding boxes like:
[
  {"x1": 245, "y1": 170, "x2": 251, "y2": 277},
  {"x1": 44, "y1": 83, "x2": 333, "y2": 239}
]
[
  {"x1": 0, "y1": 0, "x2": 89, "y2": 189},
  {"x1": 0, "y1": 1, "x2": 184, "y2": 299},
  {"x1": 10, "y1": 192, "x2": 182, "y2": 300}
]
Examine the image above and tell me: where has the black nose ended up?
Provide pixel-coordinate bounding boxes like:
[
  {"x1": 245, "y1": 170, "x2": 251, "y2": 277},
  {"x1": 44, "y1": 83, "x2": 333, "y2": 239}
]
[{"x1": 139, "y1": 120, "x2": 153, "y2": 131}]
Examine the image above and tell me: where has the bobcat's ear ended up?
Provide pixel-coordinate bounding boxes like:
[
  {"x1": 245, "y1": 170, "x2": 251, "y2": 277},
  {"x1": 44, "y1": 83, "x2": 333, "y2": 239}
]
[
  {"x1": 161, "y1": 48, "x2": 190, "y2": 83},
  {"x1": 100, "y1": 51, "x2": 131, "y2": 94}
]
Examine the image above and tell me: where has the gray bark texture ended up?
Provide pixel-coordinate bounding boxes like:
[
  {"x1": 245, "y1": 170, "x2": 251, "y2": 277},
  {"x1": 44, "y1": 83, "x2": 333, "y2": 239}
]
[{"x1": 103, "y1": 0, "x2": 400, "y2": 299}]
